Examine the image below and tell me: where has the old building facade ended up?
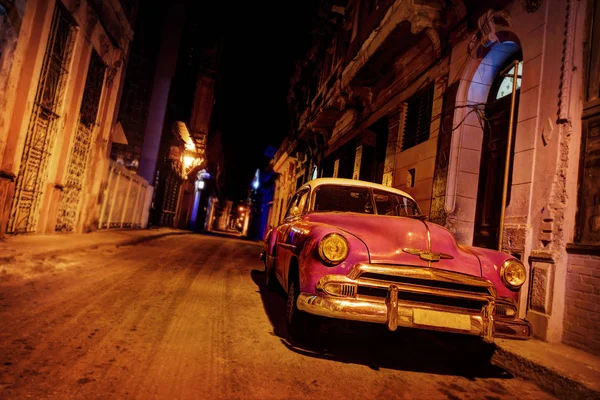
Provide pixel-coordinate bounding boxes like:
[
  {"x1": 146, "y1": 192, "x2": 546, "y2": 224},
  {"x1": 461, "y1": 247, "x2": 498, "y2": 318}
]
[
  {"x1": 109, "y1": 0, "x2": 222, "y2": 231},
  {"x1": 271, "y1": 0, "x2": 600, "y2": 354},
  {"x1": 146, "y1": 0, "x2": 221, "y2": 230},
  {"x1": 0, "y1": 0, "x2": 138, "y2": 235}
]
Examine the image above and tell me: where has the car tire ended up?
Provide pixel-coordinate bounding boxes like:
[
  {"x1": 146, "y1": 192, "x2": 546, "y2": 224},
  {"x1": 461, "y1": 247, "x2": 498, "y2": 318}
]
[{"x1": 285, "y1": 277, "x2": 316, "y2": 344}]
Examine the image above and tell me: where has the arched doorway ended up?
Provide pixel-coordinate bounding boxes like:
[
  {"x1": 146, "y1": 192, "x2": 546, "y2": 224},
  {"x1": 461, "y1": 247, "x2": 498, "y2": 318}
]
[
  {"x1": 445, "y1": 37, "x2": 525, "y2": 247},
  {"x1": 473, "y1": 56, "x2": 523, "y2": 249}
]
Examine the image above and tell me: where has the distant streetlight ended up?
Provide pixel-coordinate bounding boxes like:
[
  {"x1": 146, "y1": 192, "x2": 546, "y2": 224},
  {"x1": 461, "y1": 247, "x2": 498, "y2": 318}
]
[
  {"x1": 251, "y1": 168, "x2": 260, "y2": 190},
  {"x1": 190, "y1": 169, "x2": 209, "y2": 229}
]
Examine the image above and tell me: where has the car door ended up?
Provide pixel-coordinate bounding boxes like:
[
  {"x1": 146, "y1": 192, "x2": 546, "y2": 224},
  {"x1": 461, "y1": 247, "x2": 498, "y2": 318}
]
[{"x1": 275, "y1": 188, "x2": 310, "y2": 288}]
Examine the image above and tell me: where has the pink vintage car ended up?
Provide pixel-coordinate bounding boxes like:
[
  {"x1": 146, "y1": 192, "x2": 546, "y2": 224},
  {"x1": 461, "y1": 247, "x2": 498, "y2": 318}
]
[{"x1": 261, "y1": 178, "x2": 532, "y2": 347}]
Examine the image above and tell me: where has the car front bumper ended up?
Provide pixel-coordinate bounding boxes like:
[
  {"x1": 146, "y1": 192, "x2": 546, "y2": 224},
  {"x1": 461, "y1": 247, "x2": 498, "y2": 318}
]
[{"x1": 296, "y1": 264, "x2": 533, "y2": 343}]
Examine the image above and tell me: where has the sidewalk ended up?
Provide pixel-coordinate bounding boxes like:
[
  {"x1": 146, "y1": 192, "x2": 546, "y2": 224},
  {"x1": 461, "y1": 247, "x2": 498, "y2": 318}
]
[
  {"x1": 0, "y1": 227, "x2": 190, "y2": 277},
  {"x1": 492, "y1": 338, "x2": 600, "y2": 400}
]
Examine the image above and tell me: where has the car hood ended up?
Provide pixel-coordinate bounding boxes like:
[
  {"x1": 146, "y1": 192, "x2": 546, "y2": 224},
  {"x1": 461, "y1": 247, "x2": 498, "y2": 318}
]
[{"x1": 303, "y1": 212, "x2": 482, "y2": 277}]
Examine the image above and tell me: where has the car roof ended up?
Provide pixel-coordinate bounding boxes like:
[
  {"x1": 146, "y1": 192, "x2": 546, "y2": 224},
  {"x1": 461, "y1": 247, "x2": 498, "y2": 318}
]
[{"x1": 302, "y1": 178, "x2": 416, "y2": 202}]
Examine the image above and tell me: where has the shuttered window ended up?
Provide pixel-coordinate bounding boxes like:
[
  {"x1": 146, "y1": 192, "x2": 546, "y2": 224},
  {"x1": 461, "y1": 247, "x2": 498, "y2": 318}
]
[{"x1": 401, "y1": 82, "x2": 434, "y2": 151}]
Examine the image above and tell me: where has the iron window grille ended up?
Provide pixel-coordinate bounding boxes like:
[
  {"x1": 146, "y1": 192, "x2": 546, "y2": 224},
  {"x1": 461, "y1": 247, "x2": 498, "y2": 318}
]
[{"x1": 8, "y1": 3, "x2": 76, "y2": 233}]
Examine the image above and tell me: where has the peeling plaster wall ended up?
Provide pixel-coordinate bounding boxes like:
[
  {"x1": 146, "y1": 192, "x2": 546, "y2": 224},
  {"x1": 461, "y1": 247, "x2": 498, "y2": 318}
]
[
  {"x1": 0, "y1": 0, "x2": 31, "y2": 237},
  {"x1": 440, "y1": 0, "x2": 587, "y2": 343},
  {"x1": 0, "y1": 0, "x2": 135, "y2": 236},
  {"x1": 0, "y1": 0, "x2": 28, "y2": 162}
]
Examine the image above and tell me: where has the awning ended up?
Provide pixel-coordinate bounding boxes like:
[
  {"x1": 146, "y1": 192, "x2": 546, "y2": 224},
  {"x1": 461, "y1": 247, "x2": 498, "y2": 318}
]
[
  {"x1": 112, "y1": 122, "x2": 128, "y2": 145},
  {"x1": 174, "y1": 121, "x2": 196, "y2": 150}
]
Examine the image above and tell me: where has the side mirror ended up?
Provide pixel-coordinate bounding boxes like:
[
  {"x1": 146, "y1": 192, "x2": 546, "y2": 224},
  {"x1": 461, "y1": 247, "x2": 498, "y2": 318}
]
[{"x1": 289, "y1": 206, "x2": 301, "y2": 218}]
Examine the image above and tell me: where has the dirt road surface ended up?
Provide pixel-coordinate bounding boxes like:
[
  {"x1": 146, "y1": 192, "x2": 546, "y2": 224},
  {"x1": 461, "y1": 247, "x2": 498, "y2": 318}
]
[{"x1": 0, "y1": 233, "x2": 553, "y2": 399}]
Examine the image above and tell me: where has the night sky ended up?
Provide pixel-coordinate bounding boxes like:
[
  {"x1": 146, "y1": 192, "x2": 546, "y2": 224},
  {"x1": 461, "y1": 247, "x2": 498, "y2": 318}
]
[{"x1": 214, "y1": 1, "x2": 320, "y2": 200}]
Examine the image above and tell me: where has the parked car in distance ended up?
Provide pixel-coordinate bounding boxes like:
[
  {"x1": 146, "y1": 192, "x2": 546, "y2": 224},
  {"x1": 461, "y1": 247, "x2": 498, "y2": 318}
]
[{"x1": 261, "y1": 178, "x2": 532, "y2": 347}]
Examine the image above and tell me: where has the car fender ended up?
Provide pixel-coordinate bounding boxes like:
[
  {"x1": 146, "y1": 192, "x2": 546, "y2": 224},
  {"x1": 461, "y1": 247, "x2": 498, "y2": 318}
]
[
  {"x1": 466, "y1": 246, "x2": 523, "y2": 302},
  {"x1": 284, "y1": 221, "x2": 370, "y2": 294}
]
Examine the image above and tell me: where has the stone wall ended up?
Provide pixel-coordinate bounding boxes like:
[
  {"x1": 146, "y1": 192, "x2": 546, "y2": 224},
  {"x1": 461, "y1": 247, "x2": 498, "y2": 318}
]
[{"x1": 563, "y1": 254, "x2": 600, "y2": 355}]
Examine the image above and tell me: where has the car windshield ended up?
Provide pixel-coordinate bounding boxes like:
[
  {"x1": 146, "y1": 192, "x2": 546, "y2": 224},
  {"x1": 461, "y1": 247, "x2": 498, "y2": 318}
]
[{"x1": 312, "y1": 185, "x2": 420, "y2": 217}]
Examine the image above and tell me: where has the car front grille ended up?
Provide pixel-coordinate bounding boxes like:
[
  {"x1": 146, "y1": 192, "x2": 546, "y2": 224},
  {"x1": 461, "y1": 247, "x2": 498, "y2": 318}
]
[
  {"x1": 356, "y1": 286, "x2": 488, "y2": 311},
  {"x1": 359, "y1": 272, "x2": 491, "y2": 294},
  {"x1": 350, "y1": 264, "x2": 495, "y2": 313}
]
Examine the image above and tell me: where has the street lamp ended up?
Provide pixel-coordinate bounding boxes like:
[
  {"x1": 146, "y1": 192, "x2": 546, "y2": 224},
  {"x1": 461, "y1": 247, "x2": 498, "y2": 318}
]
[{"x1": 189, "y1": 169, "x2": 210, "y2": 230}]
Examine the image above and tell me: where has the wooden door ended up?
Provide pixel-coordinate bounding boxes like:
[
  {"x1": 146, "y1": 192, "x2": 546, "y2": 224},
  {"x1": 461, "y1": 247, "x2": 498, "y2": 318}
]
[{"x1": 473, "y1": 92, "x2": 520, "y2": 248}]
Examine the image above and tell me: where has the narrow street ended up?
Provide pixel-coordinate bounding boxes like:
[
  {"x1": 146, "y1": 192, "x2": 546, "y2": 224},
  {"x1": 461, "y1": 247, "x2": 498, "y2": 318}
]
[{"x1": 0, "y1": 234, "x2": 552, "y2": 400}]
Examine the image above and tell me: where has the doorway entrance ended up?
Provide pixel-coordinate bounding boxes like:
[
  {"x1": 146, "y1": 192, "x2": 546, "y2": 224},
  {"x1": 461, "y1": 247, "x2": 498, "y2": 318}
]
[{"x1": 473, "y1": 58, "x2": 522, "y2": 249}]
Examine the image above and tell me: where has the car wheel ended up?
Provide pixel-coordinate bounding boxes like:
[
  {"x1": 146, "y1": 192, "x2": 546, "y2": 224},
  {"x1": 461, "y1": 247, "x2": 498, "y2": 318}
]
[{"x1": 285, "y1": 277, "x2": 316, "y2": 344}]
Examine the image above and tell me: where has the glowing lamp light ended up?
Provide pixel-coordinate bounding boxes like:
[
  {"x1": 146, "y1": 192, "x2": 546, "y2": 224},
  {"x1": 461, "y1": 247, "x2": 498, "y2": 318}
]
[
  {"x1": 198, "y1": 180, "x2": 205, "y2": 190},
  {"x1": 183, "y1": 155, "x2": 196, "y2": 169},
  {"x1": 251, "y1": 168, "x2": 260, "y2": 190}
]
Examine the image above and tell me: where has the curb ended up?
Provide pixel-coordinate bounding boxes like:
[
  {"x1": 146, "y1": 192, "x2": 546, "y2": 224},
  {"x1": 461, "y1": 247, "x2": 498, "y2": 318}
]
[
  {"x1": 491, "y1": 346, "x2": 600, "y2": 400},
  {"x1": 15, "y1": 230, "x2": 192, "y2": 260}
]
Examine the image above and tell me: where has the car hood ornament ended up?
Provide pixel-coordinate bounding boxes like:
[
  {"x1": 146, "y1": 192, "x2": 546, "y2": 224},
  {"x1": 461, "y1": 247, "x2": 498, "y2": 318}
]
[{"x1": 402, "y1": 248, "x2": 454, "y2": 262}]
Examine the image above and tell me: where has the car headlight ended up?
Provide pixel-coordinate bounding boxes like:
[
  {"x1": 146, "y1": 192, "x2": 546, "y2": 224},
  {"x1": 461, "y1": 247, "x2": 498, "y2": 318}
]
[
  {"x1": 318, "y1": 233, "x2": 349, "y2": 265},
  {"x1": 501, "y1": 259, "x2": 526, "y2": 290}
]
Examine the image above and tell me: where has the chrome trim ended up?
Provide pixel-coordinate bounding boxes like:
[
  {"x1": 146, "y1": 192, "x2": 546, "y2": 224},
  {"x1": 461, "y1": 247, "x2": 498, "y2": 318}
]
[
  {"x1": 402, "y1": 248, "x2": 454, "y2": 262},
  {"x1": 347, "y1": 264, "x2": 496, "y2": 296},
  {"x1": 297, "y1": 292, "x2": 491, "y2": 341},
  {"x1": 358, "y1": 278, "x2": 494, "y2": 302},
  {"x1": 494, "y1": 318, "x2": 533, "y2": 339},
  {"x1": 500, "y1": 259, "x2": 526, "y2": 291},
  {"x1": 298, "y1": 263, "x2": 532, "y2": 342},
  {"x1": 386, "y1": 285, "x2": 399, "y2": 331},
  {"x1": 317, "y1": 232, "x2": 349, "y2": 265},
  {"x1": 280, "y1": 243, "x2": 296, "y2": 251},
  {"x1": 495, "y1": 297, "x2": 518, "y2": 318},
  {"x1": 424, "y1": 221, "x2": 432, "y2": 267}
]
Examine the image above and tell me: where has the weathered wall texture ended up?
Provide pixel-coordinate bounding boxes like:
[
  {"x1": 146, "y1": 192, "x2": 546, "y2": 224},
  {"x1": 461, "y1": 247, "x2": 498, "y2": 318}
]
[{"x1": 0, "y1": 0, "x2": 136, "y2": 236}]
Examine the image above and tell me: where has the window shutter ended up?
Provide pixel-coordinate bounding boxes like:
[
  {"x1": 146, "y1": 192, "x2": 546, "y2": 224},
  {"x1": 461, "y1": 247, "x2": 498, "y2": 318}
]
[{"x1": 401, "y1": 82, "x2": 435, "y2": 151}]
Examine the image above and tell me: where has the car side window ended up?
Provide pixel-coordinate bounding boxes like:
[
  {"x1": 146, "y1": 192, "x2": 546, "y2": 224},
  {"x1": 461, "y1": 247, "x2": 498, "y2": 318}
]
[
  {"x1": 284, "y1": 193, "x2": 301, "y2": 220},
  {"x1": 297, "y1": 189, "x2": 310, "y2": 213},
  {"x1": 284, "y1": 189, "x2": 309, "y2": 220}
]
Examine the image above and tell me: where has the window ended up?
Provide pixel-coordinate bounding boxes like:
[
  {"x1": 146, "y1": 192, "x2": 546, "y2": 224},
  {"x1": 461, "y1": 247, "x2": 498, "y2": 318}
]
[
  {"x1": 284, "y1": 188, "x2": 309, "y2": 219},
  {"x1": 314, "y1": 186, "x2": 374, "y2": 214},
  {"x1": 79, "y1": 51, "x2": 106, "y2": 127},
  {"x1": 297, "y1": 190, "x2": 310, "y2": 213},
  {"x1": 312, "y1": 185, "x2": 421, "y2": 217},
  {"x1": 401, "y1": 83, "x2": 435, "y2": 151},
  {"x1": 373, "y1": 189, "x2": 420, "y2": 217},
  {"x1": 495, "y1": 61, "x2": 522, "y2": 99}
]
